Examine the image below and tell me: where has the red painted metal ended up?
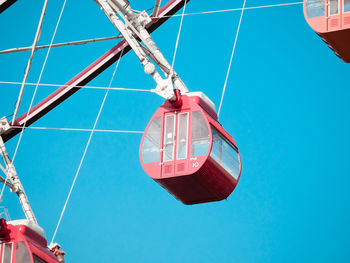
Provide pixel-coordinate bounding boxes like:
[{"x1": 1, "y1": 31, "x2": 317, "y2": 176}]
[
  {"x1": 0, "y1": 0, "x2": 17, "y2": 13},
  {"x1": 304, "y1": 0, "x2": 350, "y2": 62},
  {"x1": 2, "y1": 0, "x2": 191, "y2": 142},
  {"x1": 140, "y1": 93, "x2": 242, "y2": 205},
  {"x1": 0, "y1": 219, "x2": 59, "y2": 263}
]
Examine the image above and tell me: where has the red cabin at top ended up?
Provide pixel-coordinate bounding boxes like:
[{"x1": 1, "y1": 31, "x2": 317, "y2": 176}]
[
  {"x1": 304, "y1": 0, "x2": 350, "y2": 62},
  {"x1": 0, "y1": 219, "x2": 60, "y2": 263},
  {"x1": 139, "y1": 92, "x2": 242, "y2": 205}
]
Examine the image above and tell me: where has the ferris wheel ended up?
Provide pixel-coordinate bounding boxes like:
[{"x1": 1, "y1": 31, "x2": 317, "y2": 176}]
[{"x1": 0, "y1": 0, "x2": 348, "y2": 262}]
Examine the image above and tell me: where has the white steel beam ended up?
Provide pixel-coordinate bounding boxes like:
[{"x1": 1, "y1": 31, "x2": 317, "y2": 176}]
[
  {"x1": 11, "y1": 0, "x2": 49, "y2": 125},
  {"x1": 0, "y1": 35, "x2": 123, "y2": 55}
]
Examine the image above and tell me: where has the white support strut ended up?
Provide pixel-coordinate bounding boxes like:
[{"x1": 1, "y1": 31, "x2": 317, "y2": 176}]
[
  {"x1": 152, "y1": 0, "x2": 162, "y2": 17},
  {"x1": 113, "y1": 1, "x2": 188, "y2": 93},
  {"x1": 0, "y1": 124, "x2": 37, "y2": 223},
  {"x1": 11, "y1": 0, "x2": 50, "y2": 125}
]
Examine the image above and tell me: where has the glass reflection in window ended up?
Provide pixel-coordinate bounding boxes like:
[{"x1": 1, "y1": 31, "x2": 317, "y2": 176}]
[
  {"x1": 177, "y1": 113, "x2": 189, "y2": 160},
  {"x1": 191, "y1": 111, "x2": 210, "y2": 157},
  {"x1": 2, "y1": 243, "x2": 13, "y2": 263},
  {"x1": 210, "y1": 128, "x2": 240, "y2": 180},
  {"x1": 329, "y1": 0, "x2": 339, "y2": 15},
  {"x1": 15, "y1": 242, "x2": 31, "y2": 263},
  {"x1": 306, "y1": 0, "x2": 325, "y2": 18},
  {"x1": 142, "y1": 117, "x2": 161, "y2": 163},
  {"x1": 163, "y1": 115, "x2": 175, "y2": 162}
]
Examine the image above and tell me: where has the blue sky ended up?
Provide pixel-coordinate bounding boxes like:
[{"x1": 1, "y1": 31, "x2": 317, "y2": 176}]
[{"x1": 1, "y1": 0, "x2": 350, "y2": 262}]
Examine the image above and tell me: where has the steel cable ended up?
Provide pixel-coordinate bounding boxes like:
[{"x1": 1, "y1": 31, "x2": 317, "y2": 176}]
[
  {"x1": 0, "y1": 81, "x2": 151, "y2": 92},
  {"x1": 50, "y1": 49, "x2": 124, "y2": 245},
  {"x1": 218, "y1": 0, "x2": 247, "y2": 116},
  {"x1": 11, "y1": 0, "x2": 50, "y2": 124},
  {"x1": 12, "y1": 0, "x2": 68, "y2": 163},
  {"x1": 171, "y1": 0, "x2": 187, "y2": 68},
  {"x1": 162, "y1": 2, "x2": 302, "y2": 18},
  {"x1": 11, "y1": 126, "x2": 143, "y2": 134},
  {"x1": 0, "y1": 0, "x2": 68, "y2": 204}
]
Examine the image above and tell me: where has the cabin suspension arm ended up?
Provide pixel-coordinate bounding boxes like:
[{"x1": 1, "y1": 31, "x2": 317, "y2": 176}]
[{"x1": 94, "y1": 0, "x2": 188, "y2": 100}]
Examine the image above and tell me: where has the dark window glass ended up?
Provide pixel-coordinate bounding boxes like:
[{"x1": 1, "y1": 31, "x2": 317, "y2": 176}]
[
  {"x1": 33, "y1": 254, "x2": 47, "y2": 263},
  {"x1": 15, "y1": 242, "x2": 31, "y2": 263},
  {"x1": 2, "y1": 243, "x2": 13, "y2": 263},
  {"x1": 329, "y1": 0, "x2": 339, "y2": 15},
  {"x1": 210, "y1": 127, "x2": 240, "y2": 180}
]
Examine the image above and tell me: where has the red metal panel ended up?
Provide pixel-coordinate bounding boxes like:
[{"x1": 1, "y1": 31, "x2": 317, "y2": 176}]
[
  {"x1": 157, "y1": 155, "x2": 239, "y2": 205},
  {"x1": 328, "y1": 0, "x2": 341, "y2": 32},
  {"x1": 344, "y1": 13, "x2": 350, "y2": 26},
  {"x1": 2, "y1": 0, "x2": 191, "y2": 142},
  {"x1": 0, "y1": 220, "x2": 59, "y2": 263},
  {"x1": 319, "y1": 29, "x2": 350, "y2": 62},
  {"x1": 0, "y1": 0, "x2": 17, "y2": 13},
  {"x1": 28, "y1": 242, "x2": 59, "y2": 263}
]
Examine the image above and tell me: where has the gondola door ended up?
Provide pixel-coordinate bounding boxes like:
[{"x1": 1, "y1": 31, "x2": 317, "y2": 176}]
[
  {"x1": 174, "y1": 112, "x2": 189, "y2": 176},
  {"x1": 328, "y1": 0, "x2": 342, "y2": 30},
  {"x1": 162, "y1": 113, "x2": 176, "y2": 177},
  {"x1": 161, "y1": 111, "x2": 190, "y2": 177}
]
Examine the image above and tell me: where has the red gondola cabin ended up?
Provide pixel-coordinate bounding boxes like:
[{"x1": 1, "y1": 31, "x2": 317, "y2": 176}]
[
  {"x1": 304, "y1": 0, "x2": 350, "y2": 62},
  {"x1": 0, "y1": 219, "x2": 61, "y2": 263},
  {"x1": 140, "y1": 92, "x2": 242, "y2": 205}
]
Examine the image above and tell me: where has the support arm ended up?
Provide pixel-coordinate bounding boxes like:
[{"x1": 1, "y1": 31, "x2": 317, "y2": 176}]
[
  {"x1": 152, "y1": 0, "x2": 162, "y2": 17},
  {"x1": 0, "y1": 163, "x2": 15, "y2": 190},
  {"x1": 95, "y1": 0, "x2": 188, "y2": 99},
  {"x1": 95, "y1": 0, "x2": 175, "y2": 100}
]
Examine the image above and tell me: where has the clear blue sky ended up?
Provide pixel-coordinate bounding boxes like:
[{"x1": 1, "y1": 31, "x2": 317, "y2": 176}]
[{"x1": 1, "y1": 0, "x2": 350, "y2": 262}]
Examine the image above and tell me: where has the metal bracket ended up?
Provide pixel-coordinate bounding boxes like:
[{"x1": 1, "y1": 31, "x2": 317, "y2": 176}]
[
  {"x1": 0, "y1": 117, "x2": 10, "y2": 135},
  {"x1": 137, "y1": 11, "x2": 152, "y2": 27},
  {"x1": 151, "y1": 77, "x2": 176, "y2": 100}
]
